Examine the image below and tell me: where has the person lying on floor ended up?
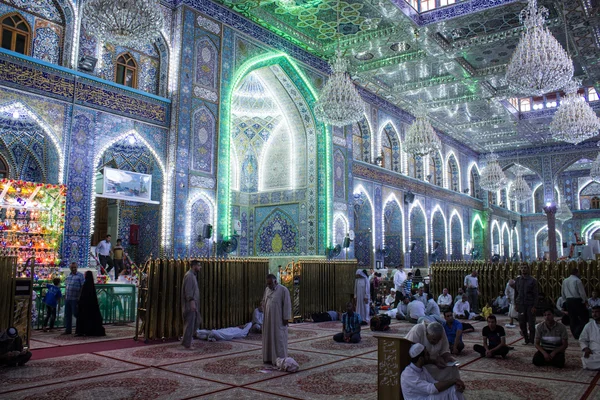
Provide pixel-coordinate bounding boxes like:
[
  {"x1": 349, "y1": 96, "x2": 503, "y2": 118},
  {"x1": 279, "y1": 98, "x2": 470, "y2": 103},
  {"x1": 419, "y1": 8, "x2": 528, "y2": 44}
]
[
  {"x1": 333, "y1": 302, "x2": 361, "y2": 344},
  {"x1": 196, "y1": 322, "x2": 252, "y2": 342}
]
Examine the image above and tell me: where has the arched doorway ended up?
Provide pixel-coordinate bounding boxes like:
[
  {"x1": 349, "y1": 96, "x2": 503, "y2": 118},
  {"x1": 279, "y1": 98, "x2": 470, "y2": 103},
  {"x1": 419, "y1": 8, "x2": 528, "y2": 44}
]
[
  {"x1": 431, "y1": 207, "x2": 446, "y2": 262},
  {"x1": 383, "y1": 197, "x2": 404, "y2": 268},
  {"x1": 491, "y1": 221, "x2": 501, "y2": 256},
  {"x1": 502, "y1": 224, "x2": 510, "y2": 258},
  {"x1": 353, "y1": 191, "x2": 373, "y2": 267},
  {"x1": 450, "y1": 212, "x2": 463, "y2": 260},
  {"x1": 409, "y1": 202, "x2": 427, "y2": 268}
]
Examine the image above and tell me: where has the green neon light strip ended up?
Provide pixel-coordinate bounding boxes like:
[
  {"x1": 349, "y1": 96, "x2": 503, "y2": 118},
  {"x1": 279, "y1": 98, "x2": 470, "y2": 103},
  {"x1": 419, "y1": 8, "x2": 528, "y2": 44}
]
[
  {"x1": 222, "y1": 52, "x2": 331, "y2": 247},
  {"x1": 471, "y1": 214, "x2": 484, "y2": 240}
]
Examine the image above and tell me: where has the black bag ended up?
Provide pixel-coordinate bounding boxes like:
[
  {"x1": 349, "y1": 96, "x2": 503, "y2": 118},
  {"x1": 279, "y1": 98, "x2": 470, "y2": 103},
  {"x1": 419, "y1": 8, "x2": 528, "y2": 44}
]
[
  {"x1": 370, "y1": 314, "x2": 391, "y2": 331},
  {"x1": 311, "y1": 312, "x2": 332, "y2": 323}
]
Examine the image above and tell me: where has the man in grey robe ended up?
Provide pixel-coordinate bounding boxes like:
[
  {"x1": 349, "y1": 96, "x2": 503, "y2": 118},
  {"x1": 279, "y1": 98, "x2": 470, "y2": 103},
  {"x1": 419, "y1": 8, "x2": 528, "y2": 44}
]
[
  {"x1": 354, "y1": 269, "x2": 371, "y2": 324},
  {"x1": 262, "y1": 274, "x2": 292, "y2": 365},
  {"x1": 181, "y1": 260, "x2": 202, "y2": 348}
]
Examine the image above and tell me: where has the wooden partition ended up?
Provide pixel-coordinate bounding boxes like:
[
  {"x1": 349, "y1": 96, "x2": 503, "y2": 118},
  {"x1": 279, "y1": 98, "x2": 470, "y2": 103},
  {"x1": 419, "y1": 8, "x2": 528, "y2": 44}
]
[
  {"x1": 374, "y1": 333, "x2": 413, "y2": 400},
  {"x1": 430, "y1": 260, "x2": 600, "y2": 309},
  {"x1": 0, "y1": 256, "x2": 17, "y2": 330},
  {"x1": 136, "y1": 257, "x2": 269, "y2": 341},
  {"x1": 281, "y1": 259, "x2": 357, "y2": 320}
]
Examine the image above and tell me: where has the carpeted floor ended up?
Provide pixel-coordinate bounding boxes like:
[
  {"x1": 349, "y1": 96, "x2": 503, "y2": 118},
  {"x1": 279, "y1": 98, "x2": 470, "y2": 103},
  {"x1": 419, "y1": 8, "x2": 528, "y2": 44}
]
[{"x1": 2, "y1": 316, "x2": 599, "y2": 399}]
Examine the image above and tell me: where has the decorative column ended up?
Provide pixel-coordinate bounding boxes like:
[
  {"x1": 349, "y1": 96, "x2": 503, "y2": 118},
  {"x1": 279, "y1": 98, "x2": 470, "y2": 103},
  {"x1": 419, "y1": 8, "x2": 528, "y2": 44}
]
[
  {"x1": 483, "y1": 209, "x2": 492, "y2": 261},
  {"x1": 543, "y1": 204, "x2": 557, "y2": 262}
]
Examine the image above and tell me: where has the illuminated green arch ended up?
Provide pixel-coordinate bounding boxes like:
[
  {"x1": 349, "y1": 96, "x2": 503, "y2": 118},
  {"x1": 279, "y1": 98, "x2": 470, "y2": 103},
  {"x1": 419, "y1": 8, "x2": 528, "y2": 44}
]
[{"x1": 217, "y1": 52, "x2": 332, "y2": 250}]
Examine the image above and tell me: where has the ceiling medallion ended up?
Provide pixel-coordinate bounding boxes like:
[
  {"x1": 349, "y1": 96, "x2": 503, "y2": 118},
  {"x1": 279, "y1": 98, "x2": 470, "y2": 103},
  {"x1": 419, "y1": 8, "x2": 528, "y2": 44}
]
[
  {"x1": 314, "y1": 51, "x2": 366, "y2": 127},
  {"x1": 479, "y1": 153, "x2": 507, "y2": 192},
  {"x1": 555, "y1": 196, "x2": 573, "y2": 223},
  {"x1": 509, "y1": 171, "x2": 532, "y2": 203},
  {"x1": 505, "y1": 0, "x2": 573, "y2": 96},
  {"x1": 404, "y1": 105, "x2": 441, "y2": 157},
  {"x1": 550, "y1": 80, "x2": 600, "y2": 145},
  {"x1": 82, "y1": 0, "x2": 163, "y2": 46},
  {"x1": 590, "y1": 153, "x2": 600, "y2": 182},
  {"x1": 355, "y1": 51, "x2": 374, "y2": 61},
  {"x1": 390, "y1": 42, "x2": 410, "y2": 52}
]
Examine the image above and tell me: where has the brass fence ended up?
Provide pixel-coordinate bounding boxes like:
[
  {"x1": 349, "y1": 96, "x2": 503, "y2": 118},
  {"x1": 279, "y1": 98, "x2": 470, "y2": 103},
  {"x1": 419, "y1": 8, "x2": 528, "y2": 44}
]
[
  {"x1": 431, "y1": 260, "x2": 600, "y2": 310},
  {"x1": 0, "y1": 257, "x2": 16, "y2": 330},
  {"x1": 280, "y1": 259, "x2": 357, "y2": 320},
  {"x1": 136, "y1": 257, "x2": 269, "y2": 341}
]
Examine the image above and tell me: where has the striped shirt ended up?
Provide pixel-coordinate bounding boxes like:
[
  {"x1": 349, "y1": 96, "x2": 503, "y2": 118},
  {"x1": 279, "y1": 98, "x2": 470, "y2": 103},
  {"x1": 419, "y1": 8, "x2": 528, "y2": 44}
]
[
  {"x1": 404, "y1": 279, "x2": 413, "y2": 296},
  {"x1": 535, "y1": 321, "x2": 568, "y2": 352},
  {"x1": 342, "y1": 312, "x2": 362, "y2": 334},
  {"x1": 65, "y1": 272, "x2": 85, "y2": 300}
]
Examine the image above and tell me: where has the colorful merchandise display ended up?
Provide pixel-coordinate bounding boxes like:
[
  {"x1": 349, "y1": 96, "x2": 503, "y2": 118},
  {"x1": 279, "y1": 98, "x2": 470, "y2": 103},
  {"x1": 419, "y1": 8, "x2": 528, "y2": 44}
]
[{"x1": 0, "y1": 179, "x2": 66, "y2": 280}]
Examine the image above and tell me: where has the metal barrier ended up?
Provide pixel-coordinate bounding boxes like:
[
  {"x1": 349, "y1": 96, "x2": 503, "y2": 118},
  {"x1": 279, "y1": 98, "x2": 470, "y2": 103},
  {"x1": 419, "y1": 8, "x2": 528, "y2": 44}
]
[
  {"x1": 33, "y1": 284, "x2": 137, "y2": 330},
  {"x1": 0, "y1": 256, "x2": 17, "y2": 331},
  {"x1": 136, "y1": 258, "x2": 270, "y2": 341},
  {"x1": 280, "y1": 259, "x2": 358, "y2": 320},
  {"x1": 430, "y1": 260, "x2": 600, "y2": 310}
]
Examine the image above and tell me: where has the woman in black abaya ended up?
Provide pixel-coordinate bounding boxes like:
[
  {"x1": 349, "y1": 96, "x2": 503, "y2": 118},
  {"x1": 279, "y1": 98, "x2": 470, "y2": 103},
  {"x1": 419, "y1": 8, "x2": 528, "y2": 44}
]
[{"x1": 76, "y1": 271, "x2": 106, "y2": 336}]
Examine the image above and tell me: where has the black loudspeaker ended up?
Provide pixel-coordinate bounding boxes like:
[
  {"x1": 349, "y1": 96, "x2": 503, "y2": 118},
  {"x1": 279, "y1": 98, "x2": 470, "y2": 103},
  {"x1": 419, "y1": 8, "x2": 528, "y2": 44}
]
[
  {"x1": 78, "y1": 56, "x2": 97, "y2": 73},
  {"x1": 404, "y1": 191, "x2": 415, "y2": 204},
  {"x1": 343, "y1": 236, "x2": 351, "y2": 248},
  {"x1": 202, "y1": 224, "x2": 213, "y2": 239}
]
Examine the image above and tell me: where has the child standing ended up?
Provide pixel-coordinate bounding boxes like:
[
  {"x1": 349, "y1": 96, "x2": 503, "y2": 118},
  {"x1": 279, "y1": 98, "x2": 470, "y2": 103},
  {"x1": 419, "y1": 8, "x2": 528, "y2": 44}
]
[
  {"x1": 43, "y1": 278, "x2": 62, "y2": 332},
  {"x1": 113, "y1": 239, "x2": 125, "y2": 279}
]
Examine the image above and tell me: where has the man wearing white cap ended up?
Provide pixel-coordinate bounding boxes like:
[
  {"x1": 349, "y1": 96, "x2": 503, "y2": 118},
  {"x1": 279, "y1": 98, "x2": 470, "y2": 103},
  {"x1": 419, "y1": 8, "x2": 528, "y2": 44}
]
[
  {"x1": 401, "y1": 343, "x2": 465, "y2": 399},
  {"x1": 405, "y1": 322, "x2": 460, "y2": 381}
]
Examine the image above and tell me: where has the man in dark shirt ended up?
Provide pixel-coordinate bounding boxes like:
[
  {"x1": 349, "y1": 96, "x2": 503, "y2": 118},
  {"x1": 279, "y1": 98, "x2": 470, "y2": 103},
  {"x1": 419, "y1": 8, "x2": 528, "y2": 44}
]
[
  {"x1": 333, "y1": 302, "x2": 362, "y2": 343},
  {"x1": 514, "y1": 264, "x2": 539, "y2": 345},
  {"x1": 474, "y1": 315, "x2": 510, "y2": 358}
]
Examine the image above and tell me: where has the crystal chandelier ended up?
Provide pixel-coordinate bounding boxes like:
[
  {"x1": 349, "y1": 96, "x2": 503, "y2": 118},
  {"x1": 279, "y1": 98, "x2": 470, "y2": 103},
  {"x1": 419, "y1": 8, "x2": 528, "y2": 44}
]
[
  {"x1": 505, "y1": 0, "x2": 573, "y2": 96},
  {"x1": 509, "y1": 171, "x2": 532, "y2": 203},
  {"x1": 479, "y1": 153, "x2": 507, "y2": 192},
  {"x1": 555, "y1": 197, "x2": 573, "y2": 222},
  {"x1": 404, "y1": 106, "x2": 441, "y2": 157},
  {"x1": 590, "y1": 153, "x2": 600, "y2": 182},
  {"x1": 82, "y1": 0, "x2": 163, "y2": 47},
  {"x1": 550, "y1": 80, "x2": 600, "y2": 144},
  {"x1": 314, "y1": 51, "x2": 365, "y2": 127}
]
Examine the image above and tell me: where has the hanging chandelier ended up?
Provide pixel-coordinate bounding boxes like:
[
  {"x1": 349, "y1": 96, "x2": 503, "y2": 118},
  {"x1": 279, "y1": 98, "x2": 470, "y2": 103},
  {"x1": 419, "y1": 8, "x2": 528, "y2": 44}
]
[
  {"x1": 404, "y1": 106, "x2": 441, "y2": 157},
  {"x1": 479, "y1": 153, "x2": 507, "y2": 192},
  {"x1": 590, "y1": 153, "x2": 600, "y2": 182},
  {"x1": 555, "y1": 197, "x2": 573, "y2": 222},
  {"x1": 505, "y1": 0, "x2": 573, "y2": 96},
  {"x1": 314, "y1": 51, "x2": 365, "y2": 127},
  {"x1": 509, "y1": 171, "x2": 533, "y2": 203},
  {"x1": 82, "y1": 0, "x2": 164, "y2": 47},
  {"x1": 550, "y1": 80, "x2": 600, "y2": 144}
]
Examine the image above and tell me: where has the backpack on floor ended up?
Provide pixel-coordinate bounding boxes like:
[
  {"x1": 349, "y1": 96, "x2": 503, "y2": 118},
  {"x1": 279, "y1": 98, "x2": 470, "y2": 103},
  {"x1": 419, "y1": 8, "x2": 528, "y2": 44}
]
[
  {"x1": 370, "y1": 314, "x2": 391, "y2": 331},
  {"x1": 311, "y1": 312, "x2": 332, "y2": 323}
]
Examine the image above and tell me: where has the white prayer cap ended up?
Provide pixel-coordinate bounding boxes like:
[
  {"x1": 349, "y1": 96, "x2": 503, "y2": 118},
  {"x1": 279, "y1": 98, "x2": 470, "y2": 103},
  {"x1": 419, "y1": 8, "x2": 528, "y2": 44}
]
[
  {"x1": 390, "y1": 288, "x2": 396, "y2": 292},
  {"x1": 409, "y1": 343, "x2": 425, "y2": 358}
]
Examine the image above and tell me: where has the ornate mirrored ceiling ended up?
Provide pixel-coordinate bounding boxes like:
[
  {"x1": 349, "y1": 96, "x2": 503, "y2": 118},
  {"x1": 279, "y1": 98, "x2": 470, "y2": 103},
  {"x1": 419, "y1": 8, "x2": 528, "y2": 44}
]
[{"x1": 215, "y1": 0, "x2": 600, "y2": 153}]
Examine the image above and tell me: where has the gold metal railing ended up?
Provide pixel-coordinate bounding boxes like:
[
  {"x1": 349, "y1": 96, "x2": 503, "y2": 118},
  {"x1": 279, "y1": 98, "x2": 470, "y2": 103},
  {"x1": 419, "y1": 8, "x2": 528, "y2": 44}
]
[
  {"x1": 136, "y1": 257, "x2": 269, "y2": 341},
  {"x1": 0, "y1": 256, "x2": 17, "y2": 330},
  {"x1": 280, "y1": 259, "x2": 358, "y2": 320},
  {"x1": 430, "y1": 260, "x2": 600, "y2": 310}
]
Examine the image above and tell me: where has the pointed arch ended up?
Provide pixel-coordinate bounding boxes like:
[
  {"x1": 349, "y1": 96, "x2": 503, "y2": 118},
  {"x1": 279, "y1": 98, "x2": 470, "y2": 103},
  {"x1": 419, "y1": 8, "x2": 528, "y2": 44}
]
[
  {"x1": 333, "y1": 212, "x2": 350, "y2": 248},
  {"x1": 430, "y1": 205, "x2": 448, "y2": 256},
  {"x1": 512, "y1": 226, "x2": 520, "y2": 254},
  {"x1": 409, "y1": 199, "x2": 428, "y2": 267},
  {"x1": 383, "y1": 193, "x2": 406, "y2": 253},
  {"x1": 467, "y1": 162, "x2": 481, "y2": 199},
  {"x1": 491, "y1": 220, "x2": 501, "y2": 255},
  {"x1": 449, "y1": 209, "x2": 464, "y2": 259},
  {"x1": 445, "y1": 151, "x2": 461, "y2": 192},
  {"x1": 534, "y1": 225, "x2": 564, "y2": 258},
  {"x1": 501, "y1": 222, "x2": 512, "y2": 256},
  {"x1": 427, "y1": 150, "x2": 444, "y2": 187},
  {"x1": 379, "y1": 120, "x2": 402, "y2": 173},
  {"x1": 0, "y1": 101, "x2": 64, "y2": 182},
  {"x1": 90, "y1": 130, "x2": 168, "y2": 246},
  {"x1": 186, "y1": 191, "x2": 217, "y2": 252}
]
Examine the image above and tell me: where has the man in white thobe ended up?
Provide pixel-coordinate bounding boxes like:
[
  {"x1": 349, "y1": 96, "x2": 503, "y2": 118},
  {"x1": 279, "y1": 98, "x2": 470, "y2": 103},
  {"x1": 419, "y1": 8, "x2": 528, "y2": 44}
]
[
  {"x1": 453, "y1": 295, "x2": 476, "y2": 320},
  {"x1": 580, "y1": 306, "x2": 600, "y2": 370},
  {"x1": 394, "y1": 268, "x2": 407, "y2": 293},
  {"x1": 262, "y1": 274, "x2": 292, "y2": 365},
  {"x1": 420, "y1": 294, "x2": 444, "y2": 324},
  {"x1": 437, "y1": 288, "x2": 453, "y2": 313},
  {"x1": 197, "y1": 322, "x2": 252, "y2": 341},
  {"x1": 405, "y1": 322, "x2": 460, "y2": 382},
  {"x1": 401, "y1": 343, "x2": 465, "y2": 400},
  {"x1": 354, "y1": 269, "x2": 370, "y2": 324},
  {"x1": 407, "y1": 296, "x2": 426, "y2": 323},
  {"x1": 181, "y1": 260, "x2": 202, "y2": 349}
]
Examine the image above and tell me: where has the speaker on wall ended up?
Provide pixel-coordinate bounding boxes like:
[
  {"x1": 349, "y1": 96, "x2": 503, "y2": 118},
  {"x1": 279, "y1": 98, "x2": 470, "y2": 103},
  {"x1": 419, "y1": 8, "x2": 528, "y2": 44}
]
[
  {"x1": 404, "y1": 191, "x2": 415, "y2": 204},
  {"x1": 202, "y1": 224, "x2": 213, "y2": 239}
]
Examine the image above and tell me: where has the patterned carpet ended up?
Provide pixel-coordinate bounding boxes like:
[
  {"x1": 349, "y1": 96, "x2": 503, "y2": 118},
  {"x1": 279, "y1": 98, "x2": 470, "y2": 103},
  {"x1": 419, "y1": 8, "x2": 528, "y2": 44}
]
[{"x1": 1, "y1": 316, "x2": 598, "y2": 399}]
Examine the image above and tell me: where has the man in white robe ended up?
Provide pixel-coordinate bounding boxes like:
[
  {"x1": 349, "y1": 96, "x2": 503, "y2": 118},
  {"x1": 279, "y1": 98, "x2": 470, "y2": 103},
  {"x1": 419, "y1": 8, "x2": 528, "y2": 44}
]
[
  {"x1": 354, "y1": 269, "x2": 370, "y2": 324},
  {"x1": 401, "y1": 343, "x2": 465, "y2": 399},
  {"x1": 262, "y1": 274, "x2": 292, "y2": 365},
  {"x1": 580, "y1": 306, "x2": 600, "y2": 370},
  {"x1": 453, "y1": 295, "x2": 476, "y2": 320},
  {"x1": 197, "y1": 322, "x2": 252, "y2": 341},
  {"x1": 405, "y1": 322, "x2": 460, "y2": 381}
]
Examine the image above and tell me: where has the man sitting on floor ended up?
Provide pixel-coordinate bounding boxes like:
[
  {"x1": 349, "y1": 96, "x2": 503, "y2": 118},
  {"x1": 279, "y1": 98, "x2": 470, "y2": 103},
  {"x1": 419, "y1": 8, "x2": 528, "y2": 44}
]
[
  {"x1": 533, "y1": 308, "x2": 568, "y2": 368},
  {"x1": 443, "y1": 310, "x2": 464, "y2": 355},
  {"x1": 438, "y1": 288, "x2": 453, "y2": 314},
  {"x1": 453, "y1": 295, "x2": 476, "y2": 320},
  {"x1": 0, "y1": 328, "x2": 32, "y2": 367},
  {"x1": 401, "y1": 343, "x2": 465, "y2": 400},
  {"x1": 454, "y1": 288, "x2": 464, "y2": 306},
  {"x1": 252, "y1": 302, "x2": 264, "y2": 333},
  {"x1": 408, "y1": 295, "x2": 427, "y2": 324},
  {"x1": 579, "y1": 305, "x2": 600, "y2": 370},
  {"x1": 492, "y1": 291, "x2": 509, "y2": 314},
  {"x1": 473, "y1": 314, "x2": 510, "y2": 359},
  {"x1": 406, "y1": 322, "x2": 460, "y2": 381},
  {"x1": 333, "y1": 302, "x2": 361, "y2": 344},
  {"x1": 421, "y1": 293, "x2": 444, "y2": 324}
]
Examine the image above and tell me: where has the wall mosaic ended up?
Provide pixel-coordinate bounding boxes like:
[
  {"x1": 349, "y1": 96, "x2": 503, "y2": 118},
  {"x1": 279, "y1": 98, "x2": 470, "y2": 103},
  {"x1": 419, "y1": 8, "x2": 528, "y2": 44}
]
[
  {"x1": 450, "y1": 216, "x2": 462, "y2": 260},
  {"x1": 191, "y1": 105, "x2": 216, "y2": 174},
  {"x1": 431, "y1": 211, "x2": 446, "y2": 261},
  {"x1": 410, "y1": 206, "x2": 426, "y2": 268},
  {"x1": 32, "y1": 23, "x2": 62, "y2": 65},
  {"x1": 255, "y1": 205, "x2": 299, "y2": 256},
  {"x1": 383, "y1": 199, "x2": 403, "y2": 268},
  {"x1": 333, "y1": 148, "x2": 346, "y2": 200}
]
